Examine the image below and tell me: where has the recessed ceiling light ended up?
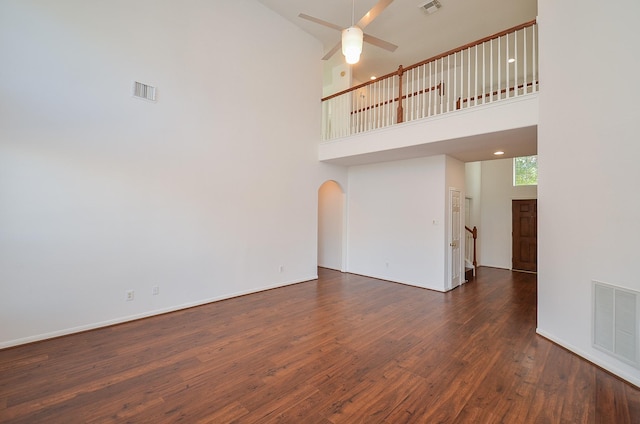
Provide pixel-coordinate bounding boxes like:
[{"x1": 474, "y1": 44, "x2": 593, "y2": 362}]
[
  {"x1": 494, "y1": 151, "x2": 505, "y2": 155},
  {"x1": 370, "y1": 76, "x2": 377, "y2": 80},
  {"x1": 508, "y1": 58, "x2": 516, "y2": 64}
]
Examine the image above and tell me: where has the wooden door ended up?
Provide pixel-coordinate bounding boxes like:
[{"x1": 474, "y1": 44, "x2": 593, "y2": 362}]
[{"x1": 512, "y1": 199, "x2": 537, "y2": 272}]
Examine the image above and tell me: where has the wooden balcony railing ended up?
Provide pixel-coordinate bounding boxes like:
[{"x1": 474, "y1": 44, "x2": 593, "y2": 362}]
[{"x1": 321, "y1": 20, "x2": 538, "y2": 141}]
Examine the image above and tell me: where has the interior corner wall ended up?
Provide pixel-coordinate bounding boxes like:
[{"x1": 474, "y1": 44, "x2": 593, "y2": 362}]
[
  {"x1": 538, "y1": 0, "x2": 640, "y2": 386},
  {"x1": 479, "y1": 158, "x2": 537, "y2": 269},
  {"x1": 323, "y1": 63, "x2": 351, "y2": 98},
  {"x1": 445, "y1": 156, "x2": 466, "y2": 195},
  {"x1": 464, "y1": 162, "x2": 482, "y2": 259},
  {"x1": 0, "y1": 0, "x2": 338, "y2": 347},
  {"x1": 347, "y1": 156, "x2": 447, "y2": 291},
  {"x1": 445, "y1": 156, "x2": 466, "y2": 287}
]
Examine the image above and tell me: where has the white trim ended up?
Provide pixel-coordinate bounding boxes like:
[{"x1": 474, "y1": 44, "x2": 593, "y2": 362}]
[
  {"x1": 536, "y1": 328, "x2": 640, "y2": 388},
  {"x1": 447, "y1": 188, "x2": 464, "y2": 290},
  {"x1": 0, "y1": 275, "x2": 318, "y2": 350},
  {"x1": 341, "y1": 190, "x2": 348, "y2": 273}
]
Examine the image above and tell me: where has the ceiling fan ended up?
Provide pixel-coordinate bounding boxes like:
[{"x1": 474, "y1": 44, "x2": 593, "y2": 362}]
[{"x1": 299, "y1": 0, "x2": 398, "y2": 64}]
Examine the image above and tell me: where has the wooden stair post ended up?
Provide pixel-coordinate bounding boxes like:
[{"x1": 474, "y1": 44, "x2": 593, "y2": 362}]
[{"x1": 465, "y1": 226, "x2": 478, "y2": 281}]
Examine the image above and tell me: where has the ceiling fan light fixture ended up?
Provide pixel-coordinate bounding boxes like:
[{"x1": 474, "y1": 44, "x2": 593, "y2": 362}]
[{"x1": 342, "y1": 26, "x2": 363, "y2": 64}]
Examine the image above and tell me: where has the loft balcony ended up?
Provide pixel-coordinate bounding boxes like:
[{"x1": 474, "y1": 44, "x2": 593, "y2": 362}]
[{"x1": 319, "y1": 21, "x2": 538, "y2": 166}]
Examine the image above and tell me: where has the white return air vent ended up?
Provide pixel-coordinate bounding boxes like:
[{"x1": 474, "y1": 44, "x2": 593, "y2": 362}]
[
  {"x1": 418, "y1": 0, "x2": 442, "y2": 14},
  {"x1": 593, "y1": 281, "x2": 639, "y2": 368},
  {"x1": 133, "y1": 81, "x2": 157, "y2": 102}
]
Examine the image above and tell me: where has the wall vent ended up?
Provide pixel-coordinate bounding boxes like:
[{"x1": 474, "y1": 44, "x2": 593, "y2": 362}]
[
  {"x1": 418, "y1": 0, "x2": 442, "y2": 14},
  {"x1": 133, "y1": 81, "x2": 157, "y2": 102},
  {"x1": 593, "y1": 281, "x2": 639, "y2": 368}
]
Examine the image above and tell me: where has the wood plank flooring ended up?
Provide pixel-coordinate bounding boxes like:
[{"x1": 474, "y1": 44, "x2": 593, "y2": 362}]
[{"x1": 1, "y1": 267, "x2": 639, "y2": 423}]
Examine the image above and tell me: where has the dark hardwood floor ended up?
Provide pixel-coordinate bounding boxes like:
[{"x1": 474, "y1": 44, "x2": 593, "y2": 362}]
[{"x1": 1, "y1": 267, "x2": 639, "y2": 423}]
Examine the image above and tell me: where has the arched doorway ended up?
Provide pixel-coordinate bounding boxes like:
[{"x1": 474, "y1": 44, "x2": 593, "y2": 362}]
[{"x1": 318, "y1": 180, "x2": 345, "y2": 272}]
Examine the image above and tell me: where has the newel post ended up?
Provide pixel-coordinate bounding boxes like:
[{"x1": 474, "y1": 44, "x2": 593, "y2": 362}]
[
  {"x1": 472, "y1": 226, "x2": 478, "y2": 269},
  {"x1": 396, "y1": 65, "x2": 404, "y2": 124}
]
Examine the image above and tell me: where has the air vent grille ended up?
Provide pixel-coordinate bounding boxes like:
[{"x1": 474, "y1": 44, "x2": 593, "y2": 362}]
[
  {"x1": 593, "y1": 281, "x2": 639, "y2": 368},
  {"x1": 418, "y1": 0, "x2": 442, "y2": 14},
  {"x1": 133, "y1": 81, "x2": 156, "y2": 102}
]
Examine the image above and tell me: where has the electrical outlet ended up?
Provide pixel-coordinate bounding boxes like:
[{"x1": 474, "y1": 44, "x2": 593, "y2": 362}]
[
  {"x1": 125, "y1": 290, "x2": 134, "y2": 301},
  {"x1": 152, "y1": 285, "x2": 159, "y2": 296}
]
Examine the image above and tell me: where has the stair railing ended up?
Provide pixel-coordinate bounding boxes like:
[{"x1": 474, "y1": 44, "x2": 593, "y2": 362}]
[
  {"x1": 321, "y1": 20, "x2": 538, "y2": 141},
  {"x1": 465, "y1": 226, "x2": 478, "y2": 271}
]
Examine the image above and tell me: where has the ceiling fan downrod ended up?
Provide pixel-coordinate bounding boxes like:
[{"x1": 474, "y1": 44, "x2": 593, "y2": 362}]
[
  {"x1": 342, "y1": 0, "x2": 364, "y2": 64},
  {"x1": 298, "y1": 0, "x2": 397, "y2": 62}
]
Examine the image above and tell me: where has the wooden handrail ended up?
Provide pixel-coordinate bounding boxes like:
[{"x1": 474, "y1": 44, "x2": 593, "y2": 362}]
[
  {"x1": 402, "y1": 20, "x2": 537, "y2": 74},
  {"x1": 455, "y1": 81, "x2": 539, "y2": 109},
  {"x1": 350, "y1": 82, "x2": 442, "y2": 116},
  {"x1": 320, "y1": 19, "x2": 538, "y2": 140},
  {"x1": 320, "y1": 19, "x2": 537, "y2": 103},
  {"x1": 465, "y1": 226, "x2": 478, "y2": 269}
]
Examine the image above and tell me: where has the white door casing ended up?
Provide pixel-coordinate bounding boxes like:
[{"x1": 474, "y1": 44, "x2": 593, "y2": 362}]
[{"x1": 449, "y1": 189, "x2": 462, "y2": 289}]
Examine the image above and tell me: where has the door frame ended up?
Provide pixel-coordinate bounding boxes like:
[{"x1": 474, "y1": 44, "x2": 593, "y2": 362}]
[
  {"x1": 448, "y1": 188, "x2": 464, "y2": 290},
  {"x1": 511, "y1": 198, "x2": 537, "y2": 272},
  {"x1": 318, "y1": 180, "x2": 347, "y2": 272}
]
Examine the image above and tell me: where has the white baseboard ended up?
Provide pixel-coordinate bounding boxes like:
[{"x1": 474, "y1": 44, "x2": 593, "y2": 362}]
[
  {"x1": 0, "y1": 274, "x2": 318, "y2": 350},
  {"x1": 536, "y1": 328, "x2": 640, "y2": 388}
]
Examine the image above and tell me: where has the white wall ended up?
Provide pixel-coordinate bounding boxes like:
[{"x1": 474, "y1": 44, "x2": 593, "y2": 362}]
[
  {"x1": 0, "y1": 0, "x2": 346, "y2": 347},
  {"x1": 465, "y1": 162, "x2": 482, "y2": 227},
  {"x1": 538, "y1": 0, "x2": 640, "y2": 386},
  {"x1": 445, "y1": 156, "x2": 466, "y2": 202},
  {"x1": 445, "y1": 156, "x2": 466, "y2": 287},
  {"x1": 347, "y1": 156, "x2": 447, "y2": 291},
  {"x1": 322, "y1": 63, "x2": 352, "y2": 98},
  {"x1": 318, "y1": 181, "x2": 344, "y2": 271},
  {"x1": 479, "y1": 158, "x2": 537, "y2": 269},
  {"x1": 464, "y1": 162, "x2": 482, "y2": 262}
]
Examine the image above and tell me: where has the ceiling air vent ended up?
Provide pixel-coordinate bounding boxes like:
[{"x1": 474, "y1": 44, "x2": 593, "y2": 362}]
[
  {"x1": 418, "y1": 0, "x2": 442, "y2": 14},
  {"x1": 133, "y1": 81, "x2": 157, "y2": 102}
]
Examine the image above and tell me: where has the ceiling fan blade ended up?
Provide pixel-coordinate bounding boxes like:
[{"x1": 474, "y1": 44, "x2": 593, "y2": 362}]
[
  {"x1": 363, "y1": 33, "x2": 398, "y2": 52},
  {"x1": 356, "y1": 0, "x2": 395, "y2": 29},
  {"x1": 322, "y1": 42, "x2": 342, "y2": 61},
  {"x1": 298, "y1": 13, "x2": 343, "y2": 32}
]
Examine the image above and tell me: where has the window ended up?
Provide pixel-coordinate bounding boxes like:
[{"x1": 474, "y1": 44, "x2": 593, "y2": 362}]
[{"x1": 513, "y1": 155, "x2": 538, "y2": 186}]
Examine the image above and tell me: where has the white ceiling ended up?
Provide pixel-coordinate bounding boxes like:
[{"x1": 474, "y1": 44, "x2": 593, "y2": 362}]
[{"x1": 257, "y1": 0, "x2": 537, "y2": 84}]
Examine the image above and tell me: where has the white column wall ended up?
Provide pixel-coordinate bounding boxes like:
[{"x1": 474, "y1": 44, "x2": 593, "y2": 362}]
[{"x1": 538, "y1": 0, "x2": 640, "y2": 386}]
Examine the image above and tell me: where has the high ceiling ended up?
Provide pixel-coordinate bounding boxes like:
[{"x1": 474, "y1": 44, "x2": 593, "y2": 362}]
[
  {"x1": 257, "y1": 0, "x2": 539, "y2": 164},
  {"x1": 257, "y1": 0, "x2": 537, "y2": 85}
]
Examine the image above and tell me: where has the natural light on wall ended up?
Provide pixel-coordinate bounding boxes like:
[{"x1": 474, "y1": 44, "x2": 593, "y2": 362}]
[{"x1": 514, "y1": 155, "x2": 538, "y2": 186}]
